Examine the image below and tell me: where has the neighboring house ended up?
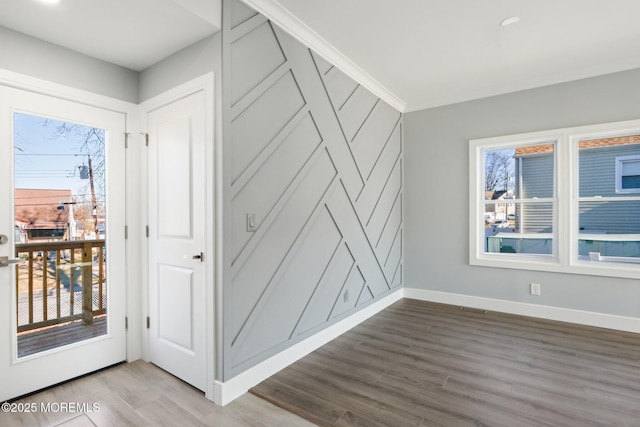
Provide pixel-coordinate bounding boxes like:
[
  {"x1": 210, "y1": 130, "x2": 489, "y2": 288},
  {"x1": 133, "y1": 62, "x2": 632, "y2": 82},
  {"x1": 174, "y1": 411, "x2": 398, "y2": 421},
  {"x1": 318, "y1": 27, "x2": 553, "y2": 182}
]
[
  {"x1": 14, "y1": 218, "x2": 28, "y2": 244},
  {"x1": 14, "y1": 188, "x2": 73, "y2": 243},
  {"x1": 514, "y1": 144, "x2": 554, "y2": 233},
  {"x1": 485, "y1": 189, "x2": 515, "y2": 221},
  {"x1": 515, "y1": 136, "x2": 640, "y2": 235},
  {"x1": 577, "y1": 136, "x2": 640, "y2": 234}
]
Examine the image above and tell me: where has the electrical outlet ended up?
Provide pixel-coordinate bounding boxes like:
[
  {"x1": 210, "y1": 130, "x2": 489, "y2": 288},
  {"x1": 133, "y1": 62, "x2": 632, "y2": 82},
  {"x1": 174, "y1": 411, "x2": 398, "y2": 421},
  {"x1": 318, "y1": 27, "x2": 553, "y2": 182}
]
[{"x1": 530, "y1": 282, "x2": 541, "y2": 296}]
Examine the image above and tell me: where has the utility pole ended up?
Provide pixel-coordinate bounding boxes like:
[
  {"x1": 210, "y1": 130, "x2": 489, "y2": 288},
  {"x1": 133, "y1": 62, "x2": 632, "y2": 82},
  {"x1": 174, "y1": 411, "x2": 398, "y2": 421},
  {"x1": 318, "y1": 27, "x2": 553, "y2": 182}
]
[{"x1": 88, "y1": 156, "x2": 99, "y2": 238}]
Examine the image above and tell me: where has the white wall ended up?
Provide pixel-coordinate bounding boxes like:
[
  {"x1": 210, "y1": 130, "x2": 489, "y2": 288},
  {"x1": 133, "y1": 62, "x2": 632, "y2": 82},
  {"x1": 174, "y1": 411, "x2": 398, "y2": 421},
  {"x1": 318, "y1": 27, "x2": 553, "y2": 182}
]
[
  {"x1": 0, "y1": 25, "x2": 221, "y2": 105},
  {"x1": 0, "y1": 26, "x2": 138, "y2": 103},
  {"x1": 404, "y1": 68, "x2": 640, "y2": 319},
  {"x1": 138, "y1": 33, "x2": 221, "y2": 102}
]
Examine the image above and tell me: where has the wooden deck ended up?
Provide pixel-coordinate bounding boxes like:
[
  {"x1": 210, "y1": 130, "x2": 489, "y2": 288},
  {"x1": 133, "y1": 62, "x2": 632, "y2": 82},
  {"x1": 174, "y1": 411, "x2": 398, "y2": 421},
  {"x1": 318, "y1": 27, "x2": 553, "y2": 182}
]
[
  {"x1": 15, "y1": 239, "x2": 107, "y2": 333},
  {"x1": 17, "y1": 315, "x2": 107, "y2": 358}
]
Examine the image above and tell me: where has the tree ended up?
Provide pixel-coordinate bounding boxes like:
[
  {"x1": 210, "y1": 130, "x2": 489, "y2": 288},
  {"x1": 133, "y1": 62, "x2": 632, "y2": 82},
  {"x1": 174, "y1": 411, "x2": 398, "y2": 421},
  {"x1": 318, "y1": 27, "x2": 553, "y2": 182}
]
[
  {"x1": 72, "y1": 203, "x2": 95, "y2": 236},
  {"x1": 485, "y1": 149, "x2": 514, "y2": 192},
  {"x1": 49, "y1": 121, "x2": 105, "y2": 237},
  {"x1": 50, "y1": 122, "x2": 105, "y2": 195}
]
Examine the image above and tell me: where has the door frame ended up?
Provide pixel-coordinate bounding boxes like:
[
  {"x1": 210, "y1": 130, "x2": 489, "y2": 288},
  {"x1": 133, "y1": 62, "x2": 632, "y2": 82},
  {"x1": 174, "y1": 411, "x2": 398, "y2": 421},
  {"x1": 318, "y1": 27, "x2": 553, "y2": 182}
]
[
  {"x1": 139, "y1": 73, "x2": 217, "y2": 401},
  {"x1": 0, "y1": 69, "x2": 141, "y2": 375}
]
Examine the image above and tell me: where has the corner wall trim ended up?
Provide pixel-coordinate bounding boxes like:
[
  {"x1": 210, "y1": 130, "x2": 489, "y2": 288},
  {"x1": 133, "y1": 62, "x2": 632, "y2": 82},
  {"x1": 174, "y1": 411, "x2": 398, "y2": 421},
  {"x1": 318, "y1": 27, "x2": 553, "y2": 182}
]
[
  {"x1": 403, "y1": 288, "x2": 640, "y2": 334},
  {"x1": 212, "y1": 288, "x2": 403, "y2": 406},
  {"x1": 239, "y1": 0, "x2": 406, "y2": 112}
]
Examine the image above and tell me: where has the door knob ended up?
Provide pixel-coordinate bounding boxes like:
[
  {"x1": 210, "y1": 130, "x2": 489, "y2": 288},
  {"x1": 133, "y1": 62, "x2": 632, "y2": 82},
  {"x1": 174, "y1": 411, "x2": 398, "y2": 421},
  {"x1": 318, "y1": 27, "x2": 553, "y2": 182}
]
[
  {"x1": 192, "y1": 252, "x2": 204, "y2": 262},
  {"x1": 0, "y1": 234, "x2": 8, "y2": 245},
  {"x1": 0, "y1": 256, "x2": 21, "y2": 267}
]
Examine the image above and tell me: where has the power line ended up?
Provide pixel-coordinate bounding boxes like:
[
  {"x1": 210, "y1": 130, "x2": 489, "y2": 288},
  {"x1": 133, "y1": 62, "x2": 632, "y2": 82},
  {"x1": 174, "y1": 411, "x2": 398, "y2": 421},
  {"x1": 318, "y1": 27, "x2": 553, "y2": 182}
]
[
  {"x1": 15, "y1": 193, "x2": 104, "y2": 200},
  {"x1": 15, "y1": 153, "x2": 88, "y2": 156},
  {"x1": 16, "y1": 202, "x2": 105, "y2": 207}
]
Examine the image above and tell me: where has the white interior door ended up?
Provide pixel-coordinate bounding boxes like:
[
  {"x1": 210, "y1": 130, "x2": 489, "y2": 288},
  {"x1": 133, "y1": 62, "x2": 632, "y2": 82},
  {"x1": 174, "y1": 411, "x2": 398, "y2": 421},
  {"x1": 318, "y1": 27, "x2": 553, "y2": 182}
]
[
  {"x1": 146, "y1": 90, "x2": 207, "y2": 391},
  {"x1": 0, "y1": 85, "x2": 127, "y2": 401}
]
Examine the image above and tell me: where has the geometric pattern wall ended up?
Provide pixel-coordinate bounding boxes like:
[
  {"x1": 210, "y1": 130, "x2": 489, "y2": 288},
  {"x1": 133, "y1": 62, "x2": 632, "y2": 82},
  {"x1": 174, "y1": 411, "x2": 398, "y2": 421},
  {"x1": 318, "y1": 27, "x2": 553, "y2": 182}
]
[{"x1": 222, "y1": 0, "x2": 403, "y2": 379}]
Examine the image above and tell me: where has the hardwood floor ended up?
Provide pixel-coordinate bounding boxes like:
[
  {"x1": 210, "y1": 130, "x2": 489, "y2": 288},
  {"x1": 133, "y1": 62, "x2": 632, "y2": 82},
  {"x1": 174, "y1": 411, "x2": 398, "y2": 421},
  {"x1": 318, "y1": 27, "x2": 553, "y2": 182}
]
[
  {"x1": 0, "y1": 361, "x2": 314, "y2": 427},
  {"x1": 3, "y1": 299, "x2": 639, "y2": 426},
  {"x1": 251, "y1": 298, "x2": 640, "y2": 427}
]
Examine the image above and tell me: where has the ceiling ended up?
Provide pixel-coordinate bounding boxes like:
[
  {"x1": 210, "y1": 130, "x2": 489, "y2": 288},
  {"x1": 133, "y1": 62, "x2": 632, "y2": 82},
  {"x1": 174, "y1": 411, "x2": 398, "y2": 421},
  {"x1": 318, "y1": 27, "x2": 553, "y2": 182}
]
[
  {"x1": 2, "y1": 0, "x2": 640, "y2": 111},
  {"x1": 0, "y1": 0, "x2": 220, "y2": 72},
  {"x1": 271, "y1": 0, "x2": 640, "y2": 111}
]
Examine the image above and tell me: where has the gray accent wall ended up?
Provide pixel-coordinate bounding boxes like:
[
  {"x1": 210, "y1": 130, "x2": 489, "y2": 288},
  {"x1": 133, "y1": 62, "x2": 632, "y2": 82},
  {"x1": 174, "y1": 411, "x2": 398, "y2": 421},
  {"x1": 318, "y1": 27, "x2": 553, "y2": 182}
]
[
  {"x1": 221, "y1": 0, "x2": 403, "y2": 379},
  {"x1": 405, "y1": 68, "x2": 640, "y2": 319},
  {"x1": 0, "y1": 26, "x2": 138, "y2": 103}
]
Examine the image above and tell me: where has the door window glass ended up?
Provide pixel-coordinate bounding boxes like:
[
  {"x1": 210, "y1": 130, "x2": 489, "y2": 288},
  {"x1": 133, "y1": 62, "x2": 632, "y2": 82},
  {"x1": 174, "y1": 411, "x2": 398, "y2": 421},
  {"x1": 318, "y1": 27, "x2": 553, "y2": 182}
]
[{"x1": 14, "y1": 113, "x2": 108, "y2": 357}]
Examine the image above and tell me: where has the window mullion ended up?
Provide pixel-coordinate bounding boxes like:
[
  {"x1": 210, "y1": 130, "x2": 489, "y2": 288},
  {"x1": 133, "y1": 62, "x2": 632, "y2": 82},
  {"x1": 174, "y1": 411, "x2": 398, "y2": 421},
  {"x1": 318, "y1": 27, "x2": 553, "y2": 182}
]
[
  {"x1": 471, "y1": 119, "x2": 640, "y2": 278},
  {"x1": 565, "y1": 133, "x2": 579, "y2": 269}
]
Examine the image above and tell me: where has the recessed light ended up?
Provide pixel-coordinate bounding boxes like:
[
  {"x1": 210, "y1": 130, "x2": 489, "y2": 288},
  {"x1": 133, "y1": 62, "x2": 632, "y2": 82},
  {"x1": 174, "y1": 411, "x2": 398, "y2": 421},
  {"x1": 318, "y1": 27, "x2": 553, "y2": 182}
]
[
  {"x1": 500, "y1": 16, "x2": 520, "y2": 27},
  {"x1": 39, "y1": 0, "x2": 60, "y2": 4}
]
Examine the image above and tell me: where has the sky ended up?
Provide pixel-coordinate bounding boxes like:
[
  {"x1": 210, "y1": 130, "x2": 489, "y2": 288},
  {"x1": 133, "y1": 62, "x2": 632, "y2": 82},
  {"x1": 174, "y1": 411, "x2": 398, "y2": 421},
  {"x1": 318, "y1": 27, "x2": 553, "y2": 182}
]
[{"x1": 13, "y1": 113, "x2": 104, "y2": 204}]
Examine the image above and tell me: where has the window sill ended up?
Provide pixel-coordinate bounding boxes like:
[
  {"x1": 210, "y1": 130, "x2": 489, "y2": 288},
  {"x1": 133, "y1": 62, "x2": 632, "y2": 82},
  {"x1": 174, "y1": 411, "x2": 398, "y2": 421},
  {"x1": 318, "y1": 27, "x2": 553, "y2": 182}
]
[{"x1": 472, "y1": 253, "x2": 640, "y2": 280}]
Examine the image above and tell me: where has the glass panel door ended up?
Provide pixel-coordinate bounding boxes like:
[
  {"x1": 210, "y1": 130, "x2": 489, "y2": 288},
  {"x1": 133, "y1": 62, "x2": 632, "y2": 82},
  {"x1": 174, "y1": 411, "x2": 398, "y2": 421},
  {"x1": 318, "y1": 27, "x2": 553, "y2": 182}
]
[{"x1": 0, "y1": 85, "x2": 126, "y2": 402}]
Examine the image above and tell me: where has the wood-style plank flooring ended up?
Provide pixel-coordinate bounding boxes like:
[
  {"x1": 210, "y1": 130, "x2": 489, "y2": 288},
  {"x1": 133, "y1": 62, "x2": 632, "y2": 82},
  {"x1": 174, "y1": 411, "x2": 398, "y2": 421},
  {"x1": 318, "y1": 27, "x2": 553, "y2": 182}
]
[
  {"x1": 251, "y1": 299, "x2": 640, "y2": 427},
  {"x1": 0, "y1": 360, "x2": 314, "y2": 427},
  {"x1": 4, "y1": 299, "x2": 640, "y2": 426}
]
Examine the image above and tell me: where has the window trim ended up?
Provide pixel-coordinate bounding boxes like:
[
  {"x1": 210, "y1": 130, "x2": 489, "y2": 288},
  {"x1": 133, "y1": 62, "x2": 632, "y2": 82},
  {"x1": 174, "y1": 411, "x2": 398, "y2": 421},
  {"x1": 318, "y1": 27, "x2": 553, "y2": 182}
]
[
  {"x1": 615, "y1": 154, "x2": 640, "y2": 193},
  {"x1": 470, "y1": 119, "x2": 640, "y2": 280}
]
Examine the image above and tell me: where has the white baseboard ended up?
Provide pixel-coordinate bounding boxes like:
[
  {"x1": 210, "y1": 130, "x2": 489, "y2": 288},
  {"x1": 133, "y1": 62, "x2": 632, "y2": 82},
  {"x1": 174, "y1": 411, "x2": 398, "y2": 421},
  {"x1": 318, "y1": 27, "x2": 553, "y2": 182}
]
[
  {"x1": 212, "y1": 288, "x2": 403, "y2": 406},
  {"x1": 212, "y1": 286, "x2": 638, "y2": 406},
  {"x1": 403, "y1": 288, "x2": 640, "y2": 334}
]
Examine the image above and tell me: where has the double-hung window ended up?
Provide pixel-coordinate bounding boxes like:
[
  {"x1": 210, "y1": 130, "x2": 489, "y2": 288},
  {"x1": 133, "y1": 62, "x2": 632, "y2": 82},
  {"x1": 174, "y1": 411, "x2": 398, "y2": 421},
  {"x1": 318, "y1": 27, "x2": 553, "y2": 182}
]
[{"x1": 470, "y1": 119, "x2": 640, "y2": 279}]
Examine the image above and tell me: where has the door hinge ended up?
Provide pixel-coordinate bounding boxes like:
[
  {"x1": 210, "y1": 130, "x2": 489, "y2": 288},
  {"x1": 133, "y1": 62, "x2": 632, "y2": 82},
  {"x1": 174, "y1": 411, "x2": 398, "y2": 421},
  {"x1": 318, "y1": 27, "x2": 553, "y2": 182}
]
[
  {"x1": 145, "y1": 225, "x2": 149, "y2": 238},
  {"x1": 125, "y1": 225, "x2": 128, "y2": 239},
  {"x1": 125, "y1": 317, "x2": 128, "y2": 330},
  {"x1": 125, "y1": 132, "x2": 130, "y2": 148},
  {"x1": 140, "y1": 132, "x2": 149, "y2": 146},
  {"x1": 146, "y1": 316, "x2": 150, "y2": 329}
]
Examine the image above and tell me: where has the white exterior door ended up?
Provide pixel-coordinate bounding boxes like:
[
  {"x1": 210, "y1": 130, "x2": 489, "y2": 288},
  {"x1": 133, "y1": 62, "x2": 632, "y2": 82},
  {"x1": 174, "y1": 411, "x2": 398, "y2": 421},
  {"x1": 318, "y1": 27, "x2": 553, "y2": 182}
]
[
  {"x1": 0, "y1": 85, "x2": 127, "y2": 401},
  {"x1": 146, "y1": 90, "x2": 207, "y2": 391}
]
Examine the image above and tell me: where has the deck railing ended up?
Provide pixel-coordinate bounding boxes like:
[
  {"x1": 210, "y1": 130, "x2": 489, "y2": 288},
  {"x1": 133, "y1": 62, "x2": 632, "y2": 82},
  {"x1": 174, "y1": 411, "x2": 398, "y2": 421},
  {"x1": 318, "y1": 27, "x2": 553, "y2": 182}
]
[{"x1": 15, "y1": 240, "x2": 106, "y2": 332}]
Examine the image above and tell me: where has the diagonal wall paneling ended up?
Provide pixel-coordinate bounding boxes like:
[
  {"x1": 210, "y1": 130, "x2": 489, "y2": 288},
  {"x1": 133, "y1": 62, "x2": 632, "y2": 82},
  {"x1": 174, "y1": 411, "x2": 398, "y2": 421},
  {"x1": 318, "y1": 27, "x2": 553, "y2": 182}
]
[
  {"x1": 222, "y1": 0, "x2": 403, "y2": 379},
  {"x1": 229, "y1": 0, "x2": 258, "y2": 29}
]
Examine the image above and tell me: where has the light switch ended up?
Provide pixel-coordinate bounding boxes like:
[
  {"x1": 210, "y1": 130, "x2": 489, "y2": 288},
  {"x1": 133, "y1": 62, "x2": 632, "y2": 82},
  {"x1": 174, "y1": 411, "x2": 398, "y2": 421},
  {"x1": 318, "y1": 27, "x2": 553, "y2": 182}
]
[{"x1": 246, "y1": 213, "x2": 257, "y2": 232}]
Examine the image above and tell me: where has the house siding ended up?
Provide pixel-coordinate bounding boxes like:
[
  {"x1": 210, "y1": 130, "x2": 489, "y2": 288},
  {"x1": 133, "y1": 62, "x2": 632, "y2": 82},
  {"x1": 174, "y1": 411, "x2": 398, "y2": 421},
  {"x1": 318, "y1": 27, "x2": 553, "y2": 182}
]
[
  {"x1": 516, "y1": 143, "x2": 640, "y2": 235},
  {"x1": 517, "y1": 153, "x2": 554, "y2": 233},
  {"x1": 579, "y1": 143, "x2": 640, "y2": 197},
  {"x1": 578, "y1": 200, "x2": 640, "y2": 234},
  {"x1": 579, "y1": 143, "x2": 640, "y2": 234}
]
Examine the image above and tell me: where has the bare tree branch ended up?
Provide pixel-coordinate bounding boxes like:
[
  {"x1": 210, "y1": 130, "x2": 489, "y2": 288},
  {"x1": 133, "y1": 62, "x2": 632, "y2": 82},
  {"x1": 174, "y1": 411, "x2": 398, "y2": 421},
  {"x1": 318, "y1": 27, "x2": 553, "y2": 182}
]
[
  {"x1": 48, "y1": 121, "x2": 105, "y2": 202},
  {"x1": 485, "y1": 150, "x2": 514, "y2": 192}
]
